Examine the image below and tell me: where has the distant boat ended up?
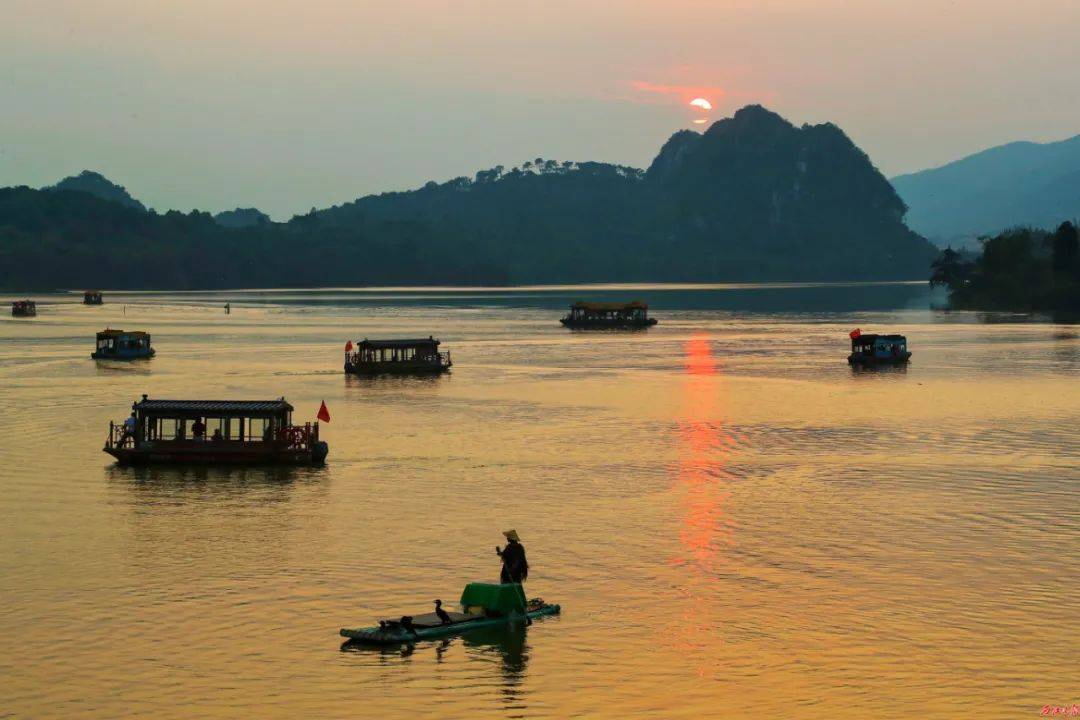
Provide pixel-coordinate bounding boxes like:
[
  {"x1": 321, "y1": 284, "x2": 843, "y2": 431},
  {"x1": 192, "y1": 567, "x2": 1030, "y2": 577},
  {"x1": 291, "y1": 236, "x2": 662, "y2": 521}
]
[
  {"x1": 11, "y1": 300, "x2": 36, "y2": 317},
  {"x1": 560, "y1": 301, "x2": 657, "y2": 329},
  {"x1": 91, "y1": 329, "x2": 154, "y2": 360},
  {"x1": 83, "y1": 290, "x2": 103, "y2": 305},
  {"x1": 344, "y1": 337, "x2": 452, "y2": 375},
  {"x1": 103, "y1": 395, "x2": 329, "y2": 465},
  {"x1": 847, "y1": 329, "x2": 911, "y2": 365}
]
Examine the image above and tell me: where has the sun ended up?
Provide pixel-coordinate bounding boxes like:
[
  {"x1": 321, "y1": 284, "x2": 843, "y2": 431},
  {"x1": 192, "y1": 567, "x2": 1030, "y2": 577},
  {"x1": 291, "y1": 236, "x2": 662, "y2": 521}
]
[{"x1": 689, "y1": 97, "x2": 713, "y2": 111}]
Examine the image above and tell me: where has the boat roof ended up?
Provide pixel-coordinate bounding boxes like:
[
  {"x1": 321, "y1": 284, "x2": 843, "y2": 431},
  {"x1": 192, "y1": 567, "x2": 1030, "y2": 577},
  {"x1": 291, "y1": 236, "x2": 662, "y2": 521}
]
[
  {"x1": 571, "y1": 301, "x2": 648, "y2": 310},
  {"x1": 97, "y1": 328, "x2": 148, "y2": 337},
  {"x1": 13, "y1": 299, "x2": 34, "y2": 304},
  {"x1": 84, "y1": 290, "x2": 101, "y2": 293},
  {"x1": 133, "y1": 398, "x2": 293, "y2": 416},
  {"x1": 355, "y1": 337, "x2": 440, "y2": 349},
  {"x1": 854, "y1": 333, "x2": 906, "y2": 342}
]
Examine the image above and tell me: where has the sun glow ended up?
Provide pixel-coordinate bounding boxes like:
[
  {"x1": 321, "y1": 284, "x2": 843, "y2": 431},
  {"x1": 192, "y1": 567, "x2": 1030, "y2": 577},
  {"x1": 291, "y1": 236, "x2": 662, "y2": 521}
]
[{"x1": 689, "y1": 97, "x2": 713, "y2": 111}]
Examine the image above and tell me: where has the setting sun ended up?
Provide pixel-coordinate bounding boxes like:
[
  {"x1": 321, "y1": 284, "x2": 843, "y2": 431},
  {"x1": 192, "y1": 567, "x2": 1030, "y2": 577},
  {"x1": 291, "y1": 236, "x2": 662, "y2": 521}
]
[{"x1": 689, "y1": 97, "x2": 713, "y2": 111}]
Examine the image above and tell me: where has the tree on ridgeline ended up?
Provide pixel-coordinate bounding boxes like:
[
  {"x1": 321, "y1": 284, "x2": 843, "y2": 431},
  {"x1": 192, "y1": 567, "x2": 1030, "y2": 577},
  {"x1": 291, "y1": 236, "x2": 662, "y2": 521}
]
[
  {"x1": 929, "y1": 247, "x2": 968, "y2": 289},
  {"x1": 1051, "y1": 221, "x2": 1078, "y2": 275}
]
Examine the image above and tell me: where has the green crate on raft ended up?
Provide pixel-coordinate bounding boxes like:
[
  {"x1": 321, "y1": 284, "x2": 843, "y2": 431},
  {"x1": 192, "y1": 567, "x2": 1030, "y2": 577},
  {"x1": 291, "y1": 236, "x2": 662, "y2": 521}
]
[{"x1": 459, "y1": 582, "x2": 527, "y2": 615}]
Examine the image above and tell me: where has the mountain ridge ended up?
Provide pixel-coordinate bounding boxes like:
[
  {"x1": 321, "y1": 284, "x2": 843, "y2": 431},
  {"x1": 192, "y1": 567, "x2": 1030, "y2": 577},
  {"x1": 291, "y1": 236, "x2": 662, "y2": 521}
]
[
  {"x1": 892, "y1": 134, "x2": 1080, "y2": 246},
  {"x1": 2, "y1": 105, "x2": 937, "y2": 289}
]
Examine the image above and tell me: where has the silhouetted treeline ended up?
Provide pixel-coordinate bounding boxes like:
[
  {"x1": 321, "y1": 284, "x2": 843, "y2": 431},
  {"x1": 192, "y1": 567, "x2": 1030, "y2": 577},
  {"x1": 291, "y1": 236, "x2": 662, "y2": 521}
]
[
  {"x1": 0, "y1": 105, "x2": 938, "y2": 290},
  {"x1": 931, "y1": 221, "x2": 1080, "y2": 311}
]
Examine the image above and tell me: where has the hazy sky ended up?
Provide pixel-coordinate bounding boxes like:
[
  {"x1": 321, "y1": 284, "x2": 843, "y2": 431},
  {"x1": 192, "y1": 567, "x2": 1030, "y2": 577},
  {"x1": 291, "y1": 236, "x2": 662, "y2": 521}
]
[{"x1": 3, "y1": 0, "x2": 1079, "y2": 218}]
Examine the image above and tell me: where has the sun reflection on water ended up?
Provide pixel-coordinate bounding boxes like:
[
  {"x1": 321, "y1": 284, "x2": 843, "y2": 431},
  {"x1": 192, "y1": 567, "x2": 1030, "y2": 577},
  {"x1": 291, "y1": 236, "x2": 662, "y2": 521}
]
[{"x1": 673, "y1": 335, "x2": 737, "y2": 572}]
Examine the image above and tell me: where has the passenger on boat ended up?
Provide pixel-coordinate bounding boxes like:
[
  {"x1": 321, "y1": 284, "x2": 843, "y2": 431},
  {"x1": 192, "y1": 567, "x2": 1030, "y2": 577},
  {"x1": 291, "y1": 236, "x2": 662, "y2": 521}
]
[
  {"x1": 121, "y1": 412, "x2": 137, "y2": 447},
  {"x1": 211, "y1": 428, "x2": 223, "y2": 442},
  {"x1": 191, "y1": 418, "x2": 206, "y2": 441},
  {"x1": 496, "y1": 529, "x2": 529, "y2": 584}
]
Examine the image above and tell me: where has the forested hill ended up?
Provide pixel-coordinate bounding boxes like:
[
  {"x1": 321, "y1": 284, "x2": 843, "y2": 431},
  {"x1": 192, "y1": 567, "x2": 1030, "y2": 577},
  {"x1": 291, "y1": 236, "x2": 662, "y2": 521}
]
[{"x1": 1, "y1": 105, "x2": 937, "y2": 290}]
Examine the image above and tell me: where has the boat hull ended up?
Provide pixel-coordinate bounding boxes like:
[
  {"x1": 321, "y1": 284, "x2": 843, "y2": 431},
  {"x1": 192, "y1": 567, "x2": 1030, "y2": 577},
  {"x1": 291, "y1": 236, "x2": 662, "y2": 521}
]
[
  {"x1": 91, "y1": 349, "x2": 155, "y2": 360},
  {"x1": 344, "y1": 361, "x2": 451, "y2": 375},
  {"x1": 340, "y1": 604, "x2": 560, "y2": 645},
  {"x1": 848, "y1": 352, "x2": 912, "y2": 365},
  {"x1": 104, "y1": 440, "x2": 328, "y2": 465},
  {"x1": 560, "y1": 318, "x2": 657, "y2": 329}
]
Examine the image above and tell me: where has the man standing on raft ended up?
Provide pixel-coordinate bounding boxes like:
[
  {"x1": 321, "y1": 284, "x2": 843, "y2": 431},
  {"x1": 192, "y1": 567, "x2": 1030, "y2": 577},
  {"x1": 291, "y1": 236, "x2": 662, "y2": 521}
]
[{"x1": 496, "y1": 529, "x2": 529, "y2": 584}]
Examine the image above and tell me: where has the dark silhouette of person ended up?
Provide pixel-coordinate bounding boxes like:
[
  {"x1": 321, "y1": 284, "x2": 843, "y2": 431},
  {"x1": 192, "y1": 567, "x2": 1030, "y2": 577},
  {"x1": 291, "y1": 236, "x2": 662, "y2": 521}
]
[
  {"x1": 191, "y1": 418, "x2": 206, "y2": 440},
  {"x1": 120, "y1": 411, "x2": 137, "y2": 446},
  {"x1": 496, "y1": 529, "x2": 528, "y2": 584},
  {"x1": 434, "y1": 599, "x2": 451, "y2": 625}
]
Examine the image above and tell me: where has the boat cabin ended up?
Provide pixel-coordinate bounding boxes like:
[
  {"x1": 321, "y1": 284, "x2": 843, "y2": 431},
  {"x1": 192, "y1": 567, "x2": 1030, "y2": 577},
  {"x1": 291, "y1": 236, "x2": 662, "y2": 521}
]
[
  {"x1": 83, "y1": 290, "x2": 103, "y2": 305},
  {"x1": 848, "y1": 332, "x2": 911, "y2": 365},
  {"x1": 344, "y1": 336, "x2": 451, "y2": 375},
  {"x1": 91, "y1": 329, "x2": 154, "y2": 360},
  {"x1": 104, "y1": 395, "x2": 328, "y2": 465},
  {"x1": 560, "y1": 301, "x2": 657, "y2": 329},
  {"x1": 11, "y1": 300, "x2": 36, "y2": 317}
]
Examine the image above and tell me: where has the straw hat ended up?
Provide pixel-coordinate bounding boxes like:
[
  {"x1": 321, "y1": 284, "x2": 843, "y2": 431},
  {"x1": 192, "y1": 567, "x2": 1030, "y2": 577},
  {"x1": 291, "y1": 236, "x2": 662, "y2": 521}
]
[{"x1": 502, "y1": 529, "x2": 520, "y2": 542}]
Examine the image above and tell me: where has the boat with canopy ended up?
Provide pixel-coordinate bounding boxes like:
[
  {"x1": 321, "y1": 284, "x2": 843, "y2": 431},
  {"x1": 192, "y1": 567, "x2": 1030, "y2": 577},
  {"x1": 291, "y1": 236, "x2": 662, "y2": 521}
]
[
  {"x1": 847, "y1": 329, "x2": 911, "y2": 365},
  {"x1": 91, "y1": 329, "x2": 154, "y2": 360},
  {"x1": 104, "y1": 395, "x2": 328, "y2": 465},
  {"x1": 344, "y1": 336, "x2": 451, "y2": 375},
  {"x1": 560, "y1": 301, "x2": 657, "y2": 329}
]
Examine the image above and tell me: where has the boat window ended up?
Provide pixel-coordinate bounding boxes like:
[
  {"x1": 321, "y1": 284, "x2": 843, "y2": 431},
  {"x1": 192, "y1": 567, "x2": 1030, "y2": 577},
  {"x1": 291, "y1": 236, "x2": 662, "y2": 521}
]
[
  {"x1": 205, "y1": 418, "x2": 222, "y2": 439},
  {"x1": 249, "y1": 417, "x2": 268, "y2": 441},
  {"x1": 160, "y1": 418, "x2": 178, "y2": 439}
]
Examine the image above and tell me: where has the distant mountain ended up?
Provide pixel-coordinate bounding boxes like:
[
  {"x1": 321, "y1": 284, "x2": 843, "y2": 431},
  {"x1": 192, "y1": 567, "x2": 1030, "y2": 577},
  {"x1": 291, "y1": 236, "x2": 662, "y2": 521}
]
[
  {"x1": 319, "y1": 105, "x2": 936, "y2": 282},
  {"x1": 48, "y1": 170, "x2": 146, "y2": 212},
  {"x1": 892, "y1": 135, "x2": 1080, "y2": 247},
  {"x1": 1, "y1": 105, "x2": 937, "y2": 290},
  {"x1": 214, "y1": 207, "x2": 270, "y2": 228}
]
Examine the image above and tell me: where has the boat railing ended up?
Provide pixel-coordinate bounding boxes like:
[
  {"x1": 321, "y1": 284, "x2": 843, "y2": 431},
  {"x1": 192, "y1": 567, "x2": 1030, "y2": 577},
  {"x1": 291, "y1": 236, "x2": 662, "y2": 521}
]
[
  {"x1": 277, "y1": 422, "x2": 318, "y2": 450},
  {"x1": 345, "y1": 350, "x2": 451, "y2": 366},
  {"x1": 105, "y1": 420, "x2": 134, "y2": 449}
]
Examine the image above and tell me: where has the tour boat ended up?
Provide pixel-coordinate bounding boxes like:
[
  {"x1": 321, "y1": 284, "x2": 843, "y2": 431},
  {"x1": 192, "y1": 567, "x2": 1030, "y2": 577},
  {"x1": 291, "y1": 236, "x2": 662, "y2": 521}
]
[
  {"x1": 560, "y1": 301, "x2": 658, "y2": 329},
  {"x1": 344, "y1": 336, "x2": 451, "y2": 375},
  {"x1": 847, "y1": 329, "x2": 911, "y2": 365},
  {"x1": 83, "y1": 290, "x2": 103, "y2": 305},
  {"x1": 11, "y1": 300, "x2": 36, "y2": 317},
  {"x1": 91, "y1": 329, "x2": 155, "y2": 360},
  {"x1": 104, "y1": 395, "x2": 329, "y2": 465},
  {"x1": 340, "y1": 583, "x2": 560, "y2": 645}
]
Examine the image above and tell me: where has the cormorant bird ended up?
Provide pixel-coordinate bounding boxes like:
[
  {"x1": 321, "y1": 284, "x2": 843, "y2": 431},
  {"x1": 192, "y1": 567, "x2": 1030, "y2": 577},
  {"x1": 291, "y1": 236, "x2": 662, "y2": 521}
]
[{"x1": 434, "y1": 599, "x2": 452, "y2": 625}]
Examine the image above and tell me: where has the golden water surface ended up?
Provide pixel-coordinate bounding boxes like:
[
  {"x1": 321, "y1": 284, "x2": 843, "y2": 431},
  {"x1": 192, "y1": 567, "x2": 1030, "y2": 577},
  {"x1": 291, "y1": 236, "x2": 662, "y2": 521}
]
[{"x1": 0, "y1": 287, "x2": 1077, "y2": 719}]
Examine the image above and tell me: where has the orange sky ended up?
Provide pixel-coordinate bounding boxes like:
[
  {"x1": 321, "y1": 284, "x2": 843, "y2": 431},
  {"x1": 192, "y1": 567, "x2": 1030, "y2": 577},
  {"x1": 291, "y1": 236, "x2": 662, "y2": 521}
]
[{"x1": 3, "y1": 0, "x2": 1078, "y2": 217}]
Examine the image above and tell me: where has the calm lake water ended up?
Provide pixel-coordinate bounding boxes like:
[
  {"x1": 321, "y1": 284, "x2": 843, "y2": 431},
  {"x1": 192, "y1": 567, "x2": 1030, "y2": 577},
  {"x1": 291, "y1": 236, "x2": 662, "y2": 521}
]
[{"x1": 1, "y1": 283, "x2": 1077, "y2": 719}]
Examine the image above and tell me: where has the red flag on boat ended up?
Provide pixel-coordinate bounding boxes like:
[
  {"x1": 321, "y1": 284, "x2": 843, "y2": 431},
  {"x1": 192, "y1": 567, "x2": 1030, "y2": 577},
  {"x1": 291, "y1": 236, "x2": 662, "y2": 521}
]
[
  {"x1": 849, "y1": 328, "x2": 862, "y2": 340},
  {"x1": 345, "y1": 340, "x2": 353, "y2": 352},
  {"x1": 317, "y1": 400, "x2": 331, "y2": 423}
]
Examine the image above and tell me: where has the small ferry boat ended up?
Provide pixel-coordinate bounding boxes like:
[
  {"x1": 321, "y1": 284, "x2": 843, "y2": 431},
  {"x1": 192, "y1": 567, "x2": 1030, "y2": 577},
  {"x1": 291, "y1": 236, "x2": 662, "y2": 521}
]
[
  {"x1": 83, "y1": 290, "x2": 103, "y2": 305},
  {"x1": 340, "y1": 583, "x2": 560, "y2": 646},
  {"x1": 847, "y1": 329, "x2": 911, "y2": 365},
  {"x1": 560, "y1": 301, "x2": 658, "y2": 329},
  {"x1": 91, "y1": 329, "x2": 154, "y2": 360},
  {"x1": 344, "y1": 336, "x2": 451, "y2": 375},
  {"x1": 11, "y1": 300, "x2": 36, "y2": 317},
  {"x1": 104, "y1": 395, "x2": 329, "y2": 465}
]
